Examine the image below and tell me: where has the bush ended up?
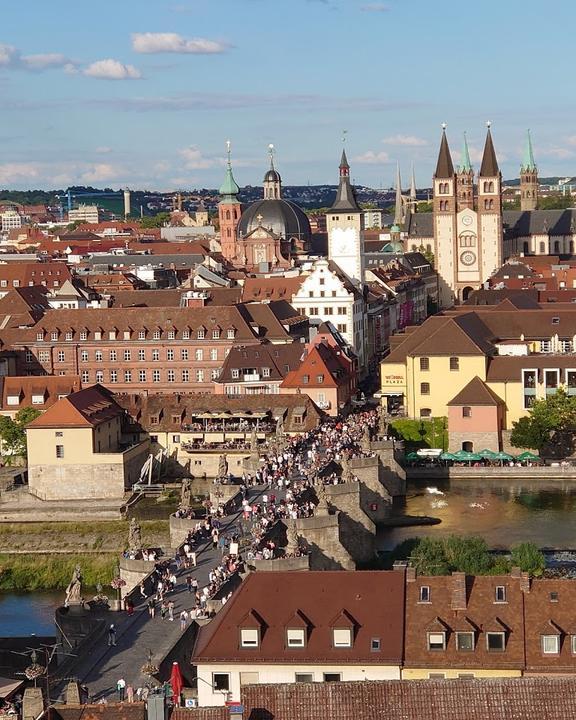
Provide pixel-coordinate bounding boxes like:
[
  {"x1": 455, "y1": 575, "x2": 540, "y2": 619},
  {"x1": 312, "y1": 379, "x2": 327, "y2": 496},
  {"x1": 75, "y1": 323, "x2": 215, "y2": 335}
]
[
  {"x1": 0, "y1": 554, "x2": 117, "y2": 591},
  {"x1": 510, "y1": 542, "x2": 546, "y2": 577}
]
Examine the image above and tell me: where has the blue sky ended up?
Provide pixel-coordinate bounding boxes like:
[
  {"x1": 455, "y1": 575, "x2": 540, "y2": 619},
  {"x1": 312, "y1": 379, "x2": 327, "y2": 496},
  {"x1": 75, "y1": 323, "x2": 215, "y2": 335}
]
[{"x1": 1, "y1": 0, "x2": 575, "y2": 190}]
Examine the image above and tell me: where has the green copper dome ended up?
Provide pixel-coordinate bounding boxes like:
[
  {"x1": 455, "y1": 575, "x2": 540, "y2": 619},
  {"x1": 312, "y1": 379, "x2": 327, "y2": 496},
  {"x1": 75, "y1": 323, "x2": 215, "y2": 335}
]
[{"x1": 219, "y1": 164, "x2": 240, "y2": 200}]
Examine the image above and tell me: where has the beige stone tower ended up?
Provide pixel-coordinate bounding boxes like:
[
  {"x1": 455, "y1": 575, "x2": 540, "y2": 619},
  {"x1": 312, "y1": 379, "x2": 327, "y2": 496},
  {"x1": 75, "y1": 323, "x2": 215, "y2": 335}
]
[{"x1": 477, "y1": 123, "x2": 503, "y2": 284}]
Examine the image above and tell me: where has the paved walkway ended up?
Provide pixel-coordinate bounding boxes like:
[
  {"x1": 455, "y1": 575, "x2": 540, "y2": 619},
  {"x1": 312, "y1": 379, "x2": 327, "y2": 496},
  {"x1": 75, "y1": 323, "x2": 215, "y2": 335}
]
[{"x1": 67, "y1": 486, "x2": 263, "y2": 701}]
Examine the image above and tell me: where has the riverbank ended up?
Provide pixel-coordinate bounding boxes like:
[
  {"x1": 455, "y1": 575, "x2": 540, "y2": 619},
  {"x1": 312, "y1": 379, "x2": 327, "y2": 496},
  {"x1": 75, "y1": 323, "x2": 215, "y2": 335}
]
[
  {"x1": 0, "y1": 520, "x2": 170, "y2": 554},
  {"x1": 0, "y1": 553, "x2": 117, "y2": 590}
]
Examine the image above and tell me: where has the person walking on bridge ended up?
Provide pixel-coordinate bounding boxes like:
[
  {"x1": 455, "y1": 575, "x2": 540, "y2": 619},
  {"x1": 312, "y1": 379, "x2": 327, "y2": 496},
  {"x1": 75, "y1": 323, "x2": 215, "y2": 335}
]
[{"x1": 108, "y1": 624, "x2": 117, "y2": 647}]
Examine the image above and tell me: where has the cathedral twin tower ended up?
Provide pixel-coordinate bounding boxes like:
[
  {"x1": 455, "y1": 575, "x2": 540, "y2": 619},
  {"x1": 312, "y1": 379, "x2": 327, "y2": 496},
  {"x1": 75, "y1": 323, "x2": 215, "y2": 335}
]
[{"x1": 432, "y1": 125, "x2": 538, "y2": 306}]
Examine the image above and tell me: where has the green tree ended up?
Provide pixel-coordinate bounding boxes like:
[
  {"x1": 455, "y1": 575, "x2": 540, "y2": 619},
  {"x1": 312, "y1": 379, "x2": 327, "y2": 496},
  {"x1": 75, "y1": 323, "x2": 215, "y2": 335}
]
[
  {"x1": 0, "y1": 407, "x2": 42, "y2": 463},
  {"x1": 417, "y1": 201, "x2": 433, "y2": 213},
  {"x1": 510, "y1": 542, "x2": 546, "y2": 577},
  {"x1": 510, "y1": 388, "x2": 576, "y2": 453},
  {"x1": 139, "y1": 212, "x2": 171, "y2": 228},
  {"x1": 443, "y1": 535, "x2": 493, "y2": 575},
  {"x1": 409, "y1": 537, "x2": 450, "y2": 575}
]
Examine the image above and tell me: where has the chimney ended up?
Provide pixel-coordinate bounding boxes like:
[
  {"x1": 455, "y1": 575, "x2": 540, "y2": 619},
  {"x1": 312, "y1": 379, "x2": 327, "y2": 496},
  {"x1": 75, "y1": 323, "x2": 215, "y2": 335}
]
[
  {"x1": 511, "y1": 566, "x2": 531, "y2": 592},
  {"x1": 405, "y1": 565, "x2": 416, "y2": 582},
  {"x1": 393, "y1": 560, "x2": 408, "y2": 577},
  {"x1": 450, "y1": 571, "x2": 467, "y2": 610}
]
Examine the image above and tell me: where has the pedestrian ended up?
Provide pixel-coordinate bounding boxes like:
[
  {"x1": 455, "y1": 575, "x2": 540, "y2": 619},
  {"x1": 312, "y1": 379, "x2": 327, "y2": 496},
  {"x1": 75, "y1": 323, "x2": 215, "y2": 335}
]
[
  {"x1": 125, "y1": 598, "x2": 134, "y2": 616},
  {"x1": 139, "y1": 582, "x2": 147, "y2": 599},
  {"x1": 180, "y1": 609, "x2": 189, "y2": 631},
  {"x1": 116, "y1": 677, "x2": 126, "y2": 702},
  {"x1": 126, "y1": 685, "x2": 134, "y2": 703},
  {"x1": 160, "y1": 601, "x2": 167, "y2": 620},
  {"x1": 108, "y1": 624, "x2": 117, "y2": 646},
  {"x1": 186, "y1": 576, "x2": 193, "y2": 593},
  {"x1": 191, "y1": 576, "x2": 198, "y2": 594},
  {"x1": 147, "y1": 597, "x2": 155, "y2": 618},
  {"x1": 135, "y1": 688, "x2": 142, "y2": 702},
  {"x1": 168, "y1": 600, "x2": 175, "y2": 621}
]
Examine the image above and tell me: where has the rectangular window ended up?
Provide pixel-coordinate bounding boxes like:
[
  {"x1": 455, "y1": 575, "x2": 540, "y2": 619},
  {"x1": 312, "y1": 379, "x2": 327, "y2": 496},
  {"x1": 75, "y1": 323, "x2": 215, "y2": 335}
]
[
  {"x1": 302, "y1": 375, "x2": 309, "y2": 384},
  {"x1": 39, "y1": 351, "x2": 50, "y2": 362},
  {"x1": 80, "y1": 331, "x2": 88, "y2": 341},
  {"x1": 427, "y1": 632, "x2": 446, "y2": 651},
  {"x1": 196, "y1": 370, "x2": 204, "y2": 383},
  {"x1": 295, "y1": 673, "x2": 313, "y2": 683},
  {"x1": 456, "y1": 632, "x2": 475, "y2": 651},
  {"x1": 125, "y1": 370, "x2": 132, "y2": 383},
  {"x1": 167, "y1": 370, "x2": 175, "y2": 383},
  {"x1": 95, "y1": 350, "x2": 103, "y2": 362},
  {"x1": 153, "y1": 370, "x2": 160, "y2": 383},
  {"x1": 212, "y1": 329, "x2": 220, "y2": 339},
  {"x1": 110, "y1": 370, "x2": 117, "y2": 383},
  {"x1": 139, "y1": 370, "x2": 146, "y2": 383},
  {"x1": 123, "y1": 331, "x2": 130, "y2": 340},
  {"x1": 167, "y1": 349, "x2": 174, "y2": 361},
  {"x1": 25, "y1": 351, "x2": 33, "y2": 363},
  {"x1": 486, "y1": 632, "x2": 505, "y2": 651},
  {"x1": 81, "y1": 371, "x2": 89, "y2": 383},
  {"x1": 182, "y1": 329, "x2": 190, "y2": 340},
  {"x1": 317, "y1": 374, "x2": 324, "y2": 383},
  {"x1": 287, "y1": 629, "x2": 305, "y2": 647},
  {"x1": 110, "y1": 350, "x2": 117, "y2": 362},
  {"x1": 337, "y1": 324, "x2": 347, "y2": 333},
  {"x1": 108, "y1": 330, "x2": 116, "y2": 340},
  {"x1": 94, "y1": 331, "x2": 101, "y2": 341},
  {"x1": 420, "y1": 382, "x2": 430, "y2": 395},
  {"x1": 197, "y1": 328, "x2": 205, "y2": 339},
  {"x1": 138, "y1": 330, "x2": 146, "y2": 340},
  {"x1": 495, "y1": 586, "x2": 506, "y2": 603},
  {"x1": 262, "y1": 367, "x2": 271, "y2": 377},
  {"x1": 240, "y1": 628, "x2": 259, "y2": 647},
  {"x1": 181, "y1": 349, "x2": 189, "y2": 361},
  {"x1": 168, "y1": 330, "x2": 175, "y2": 340},
  {"x1": 211, "y1": 349, "x2": 218, "y2": 361},
  {"x1": 153, "y1": 330, "x2": 161, "y2": 340},
  {"x1": 57, "y1": 351, "x2": 65, "y2": 362},
  {"x1": 449, "y1": 357, "x2": 460, "y2": 371},
  {"x1": 195, "y1": 349, "x2": 203, "y2": 361},
  {"x1": 338, "y1": 307, "x2": 346, "y2": 315},
  {"x1": 212, "y1": 674, "x2": 230, "y2": 692},
  {"x1": 232, "y1": 369, "x2": 239, "y2": 379},
  {"x1": 211, "y1": 369, "x2": 219, "y2": 380},
  {"x1": 371, "y1": 638, "x2": 381, "y2": 652},
  {"x1": 51, "y1": 331, "x2": 58, "y2": 341},
  {"x1": 323, "y1": 673, "x2": 341, "y2": 683},
  {"x1": 172, "y1": 434, "x2": 180, "y2": 443},
  {"x1": 571, "y1": 635, "x2": 576, "y2": 655},
  {"x1": 182, "y1": 369, "x2": 189, "y2": 382},
  {"x1": 56, "y1": 445, "x2": 64, "y2": 459},
  {"x1": 152, "y1": 349, "x2": 160, "y2": 361},
  {"x1": 36, "y1": 332, "x2": 44, "y2": 341},
  {"x1": 65, "y1": 331, "x2": 73, "y2": 341},
  {"x1": 333, "y1": 628, "x2": 352, "y2": 648},
  {"x1": 542, "y1": 635, "x2": 560, "y2": 654},
  {"x1": 227, "y1": 328, "x2": 235, "y2": 339},
  {"x1": 95, "y1": 370, "x2": 103, "y2": 383},
  {"x1": 462, "y1": 406, "x2": 472, "y2": 418},
  {"x1": 428, "y1": 673, "x2": 446, "y2": 679},
  {"x1": 419, "y1": 586, "x2": 430, "y2": 603},
  {"x1": 138, "y1": 349, "x2": 146, "y2": 361},
  {"x1": 420, "y1": 357, "x2": 429, "y2": 371},
  {"x1": 124, "y1": 350, "x2": 131, "y2": 361}
]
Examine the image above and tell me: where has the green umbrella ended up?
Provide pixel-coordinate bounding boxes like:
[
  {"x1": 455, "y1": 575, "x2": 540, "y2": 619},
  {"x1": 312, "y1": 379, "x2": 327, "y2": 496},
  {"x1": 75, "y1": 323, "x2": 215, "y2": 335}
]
[
  {"x1": 478, "y1": 448, "x2": 499, "y2": 460},
  {"x1": 440, "y1": 452, "x2": 456, "y2": 461},
  {"x1": 405, "y1": 452, "x2": 420, "y2": 461},
  {"x1": 493, "y1": 451, "x2": 514, "y2": 461},
  {"x1": 452, "y1": 450, "x2": 482, "y2": 462},
  {"x1": 516, "y1": 451, "x2": 540, "y2": 462}
]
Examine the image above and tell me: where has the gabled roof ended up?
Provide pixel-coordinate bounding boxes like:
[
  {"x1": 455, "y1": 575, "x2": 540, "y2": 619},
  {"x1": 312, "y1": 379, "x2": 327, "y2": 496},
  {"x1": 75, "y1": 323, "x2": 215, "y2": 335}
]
[
  {"x1": 27, "y1": 385, "x2": 124, "y2": 429},
  {"x1": 193, "y1": 570, "x2": 404, "y2": 664},
  {"x1": 447, "y1": 377, "x2": 504, "y2": 407},
  {"x1": 1, "y1": 375, "x2": 81, "y2": 411},
  {"x1": 281, "y1": 342, "x2": 351, "y2": 390}
]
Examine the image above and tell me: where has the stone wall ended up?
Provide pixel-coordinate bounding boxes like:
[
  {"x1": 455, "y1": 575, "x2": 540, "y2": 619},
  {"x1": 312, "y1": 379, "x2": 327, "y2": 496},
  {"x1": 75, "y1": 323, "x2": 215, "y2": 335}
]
[
  {"x1": 296, "y1": 514, "x2": 355, "y2": 570},
  {"x1": 170, "y1": 514, "x2": 198, "y2": 548},
  {"x1": 119, "y1": 557, "x2": 157, "y2": 597},
  {"x1": 449, "y1": 430, "x2": 500, "y2": 453},
  {"x1": 324, "y1": 482, "x2": 375, "y2": 565},
  {"x1": 175, "y1": 450, "x2": 250, "y2": 479},
  {"x1": 250, "y1": 556, "x2": 310, "y2": 572},
  {"x1": 348, "y1": 457, "x2": 392, "y2": 524},
  {"x1": 371, "y1": 441, "x2": 407, "y2": 497}
]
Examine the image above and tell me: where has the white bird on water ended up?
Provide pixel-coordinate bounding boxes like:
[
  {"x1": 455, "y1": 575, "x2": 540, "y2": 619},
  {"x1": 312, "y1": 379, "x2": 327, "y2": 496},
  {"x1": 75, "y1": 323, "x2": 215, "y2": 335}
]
[
  {"x1": 469, "y1": 502, "x2": 487, "y2": 510},
  {"x1": 426, "y1": 487, "x2": 445, "y2": 496}
]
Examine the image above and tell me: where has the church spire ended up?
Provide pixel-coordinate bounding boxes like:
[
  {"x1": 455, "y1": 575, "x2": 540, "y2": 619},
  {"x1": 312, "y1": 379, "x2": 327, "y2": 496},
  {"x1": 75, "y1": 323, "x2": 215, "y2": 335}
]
[
  {"x1": 263, "y1": 143, "x2": 282, "y2": 199},
  {"x1": 393, "y1": 162, "x2": 403, "y2": 226},
  {"x1": 219, "y1": 140, "x2": 240, "y2": 202},
  {"x1": 410, "y1": 164, "x2": 417, "y2": 200},
  {"x1": 480, "y1": 122, "x2": 499, "y2": 176},
  {"x1": 331, "y1": 146, "x2": 361, "y2": 212},
  {"x1": 521, "y1": 129, "x2": 537, "y2": 172},
  {"x1": 435, "y1": 124, "x2": 455, "y2": 178},
  {"x1": 460, "y1": 132, "x2": 472, "y2": 172}
]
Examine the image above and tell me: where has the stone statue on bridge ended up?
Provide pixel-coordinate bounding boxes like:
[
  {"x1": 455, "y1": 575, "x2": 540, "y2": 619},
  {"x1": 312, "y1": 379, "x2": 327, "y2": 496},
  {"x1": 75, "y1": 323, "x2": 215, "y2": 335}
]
[
  {"x1": 361, "y1": 424, "x2": 372, "y2": 453},
  {"x1": 249, "y1": 429, "x2": 258, "y2": 453},
  {"x1": 314, "y1": 479, "x2": 330, "y2": 517},
  {"x1": 128, "y1": 517, "x2": 142, "y2": 552},
  {"x1": 285, "y1": 519, "x2": 300, "y2": 555},
  {"x1": 180, "y1": 477, "x2": 192, "y2": 508},
  {"x1": 64, "y1": 565, "x2": 83, "y2": 607},
  {"x1": 217, "y1": 454, "x2": 229, "y2": 481},
  {"x1": 378, "y1": 404, "x2": 387, "y2": 437},
  {"x1": 340, "y1": 455, "x2": 353, "y2": 483}
]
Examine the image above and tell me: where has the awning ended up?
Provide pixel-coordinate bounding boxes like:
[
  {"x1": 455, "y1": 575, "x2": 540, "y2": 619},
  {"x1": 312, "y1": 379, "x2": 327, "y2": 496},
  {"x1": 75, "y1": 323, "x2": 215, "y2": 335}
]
[{"x1": 0, "y1": 676, "x2": 24, "y2": 699}]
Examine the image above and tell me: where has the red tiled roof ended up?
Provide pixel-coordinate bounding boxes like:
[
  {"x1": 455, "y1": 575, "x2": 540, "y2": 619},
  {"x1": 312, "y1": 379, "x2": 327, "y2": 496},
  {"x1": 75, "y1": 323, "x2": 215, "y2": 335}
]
[
  {"x1": 193, "y1": 571, "x2": 405, "y2": 665},
  {"x1": 1, "y1": 375, "x2": 80, "y2": 411},
  {"x1": 27, "y1": 384, "x2": 124, "y2": 429}
]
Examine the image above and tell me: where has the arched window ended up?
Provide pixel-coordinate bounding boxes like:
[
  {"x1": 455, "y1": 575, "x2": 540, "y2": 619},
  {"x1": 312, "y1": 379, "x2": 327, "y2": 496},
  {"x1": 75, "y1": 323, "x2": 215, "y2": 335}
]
[
  {"x1": 462, "y1": 441, "x2": 474, "y2": 452},
  {"x1": 483, "y1": 182, "x2": 489, "y2": 193},
  {"x1": 484, "y1": 200, "x2": 490, "y2": 210},
  {"x1": 539, "y1": 241, "x2": 546, "y2": 254},
  {"x1": 489, "y1": 182, "x2": 494, "y2": 192},
  {"x1": 225, "y1": 210, "x2": 230, "y2": 220},
  {"x1": 226, "y1": 228, "x2": 231, "y2": 238},
  {"x1": 569, "y1": 241, "x2": 574, "y2": 254},
  {"x1": 523, "y1": 241, "x2": 529, "y2": 255},
  {"x1": 554, "y1": 240, "x2": 561, "y2": 253}
]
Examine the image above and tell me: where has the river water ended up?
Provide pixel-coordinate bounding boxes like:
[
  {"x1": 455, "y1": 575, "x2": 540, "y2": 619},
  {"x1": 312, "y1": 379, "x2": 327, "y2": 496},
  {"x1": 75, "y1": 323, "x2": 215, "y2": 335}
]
[
  {"x1": 0, "y1": 591, "x2": 61, "y2": 637},
  {"x1": 378, "y1": 477, "x2": 576, "y2": 551}
]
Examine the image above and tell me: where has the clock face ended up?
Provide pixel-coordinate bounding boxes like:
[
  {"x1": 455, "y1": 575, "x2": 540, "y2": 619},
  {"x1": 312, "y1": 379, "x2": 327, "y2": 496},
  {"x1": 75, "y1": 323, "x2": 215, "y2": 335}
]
[
  {"x1": 462, "y1": 215, "x2": 473, "y2": 226},
  {"x1": 460, "y1": 251, "x2": 476, "y2": 266}
]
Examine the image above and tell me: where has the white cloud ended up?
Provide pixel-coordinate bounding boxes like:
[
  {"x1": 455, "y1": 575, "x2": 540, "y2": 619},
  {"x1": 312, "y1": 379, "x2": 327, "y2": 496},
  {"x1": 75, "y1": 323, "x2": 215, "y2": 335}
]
[
  {"x1": 179, "y1": 146, "x2": 216, "y2": 169},
  {"x1": 0, "y1": 44, "x2": 18, "y2": 67},
  {"x1": 353, "y1": 150, "x2": 390, "y2": 165},
  {"x1": 132, "y1": 32, "x2": 229, "y2": 55},
  {"x1": 21, "y1": 53, "x2": 70, "y2": 70},
  {"x1": 0, "y1": 162, "x2": 41, "y2": 184},
  {"x1": 360, "y1": 2, "x2": 389, "y2": 11},
  {"x1": 543, "y1": 147, "x2": 575, "y2": 160},
  {"x1": 382, "y1": 134, "x2": 427, "y2": 147},
  {"x1": 80, "y1": 163, "x2": 125, "y2": 183},
  {"x1": 84, "y1": 59, "x2": 141, "y2": 80},
  {"x1": 95, "y1": 146, "x2": 113, "y2": 154}
]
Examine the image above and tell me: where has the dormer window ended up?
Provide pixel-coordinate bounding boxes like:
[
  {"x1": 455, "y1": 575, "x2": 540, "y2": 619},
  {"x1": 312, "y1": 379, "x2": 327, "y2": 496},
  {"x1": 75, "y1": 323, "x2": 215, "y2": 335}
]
[
  {"x1": 51, "y1": 331, "x2": 58, "y2": 341},
  {"x1": 168, "y1": 330, "x2": 176, "y2": 340},
  {"x1": 182, "y1": 329, "x2": 190, "y2": 340},
  {"x1": 542, "y1": 635, "x2": 560, "y2": 655},
  {"x1": 65, "y1": 331, "x2": 73, "y2": 341},
  {"x1": 80, "y1": 331, "x2": 88, "y2": 341},
  {"x1": 286, "y1": 629, "x2": 306, "y2": 648},
  {"x1": 109, "y1": 330, "x2": 117, "y2": 340},
  {"x1": 227, "y1": 328, "x2": 235, "y2": 339},
  {"x1": 427, "y1": 632, "x2": 446, "y2": 651},
  {"x1": 240, "y1": 628, "x2": 259, "y2": 648},
  {"x1": 94, "y1": 330, "x2": 102, "y2": 341},
  {"x1": 6, "y1": 394, "x2": 20, "y2": 406},
  {"x1": 138, "y1": 330, "x2": 146, "y2": 340},
  {"x1": 456, "y1": 632, "x2": 475, "y2": 651},
  {"x1": 486, "y1": 632, "x2": 505, "y2": 651},
  {"x1": 36, "y1": 332, "x2": 44, "y2": 341},
  {"x1": 212, "y1": 328, "x2": 221, "y2": 339},
  {"x1": 197, "y1": 328, "x2": 205, "y2": 340},
  {"x1": 333, "y1": 628, "x2": 352, "y2": 648},
  {"x1": 153, "y1": 330, "x2": 161, "y2": 340}
]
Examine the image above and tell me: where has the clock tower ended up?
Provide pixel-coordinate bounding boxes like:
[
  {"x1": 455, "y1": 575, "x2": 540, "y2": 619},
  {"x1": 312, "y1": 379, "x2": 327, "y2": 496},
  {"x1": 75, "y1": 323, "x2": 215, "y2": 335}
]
[{"x1": 327, "y1": 149, "x2": 364, "y2": 285}]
